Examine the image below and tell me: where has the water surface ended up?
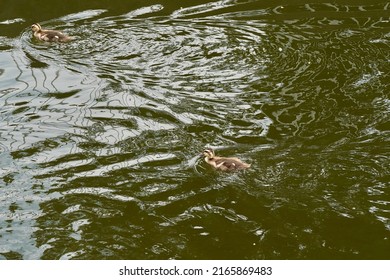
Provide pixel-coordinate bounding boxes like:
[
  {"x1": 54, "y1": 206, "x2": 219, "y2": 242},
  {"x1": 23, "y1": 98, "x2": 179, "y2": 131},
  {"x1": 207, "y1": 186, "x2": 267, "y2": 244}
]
[{"x1": 0, "y1": 0, "x2": 389, "y2": 259}]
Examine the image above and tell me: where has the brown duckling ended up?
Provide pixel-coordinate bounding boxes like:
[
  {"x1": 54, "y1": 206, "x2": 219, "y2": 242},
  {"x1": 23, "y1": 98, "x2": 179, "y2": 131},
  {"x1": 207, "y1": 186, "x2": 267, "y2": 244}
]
[
  {"x1": 31, "y1": 23, "x2": 74, "y2": 42},
  {"x1": 202, "y1": 148, "x2": 251, "y2": 171}
]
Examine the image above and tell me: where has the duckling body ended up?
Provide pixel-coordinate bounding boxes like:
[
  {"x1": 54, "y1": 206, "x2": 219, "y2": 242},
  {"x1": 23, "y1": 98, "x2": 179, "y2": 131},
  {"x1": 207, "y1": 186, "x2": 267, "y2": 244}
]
[
  {"x1": 202, "y1": 148, "x2": 251, "y2": 171},
  {"x1": 31, "y1": 23, "x2": 74, "y2": 42}
]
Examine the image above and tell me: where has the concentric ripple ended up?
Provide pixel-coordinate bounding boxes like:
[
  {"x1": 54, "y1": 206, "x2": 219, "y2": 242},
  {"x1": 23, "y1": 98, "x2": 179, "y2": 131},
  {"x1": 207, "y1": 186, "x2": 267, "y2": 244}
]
[{"x1": 0, "y1": 0, "x2": 389, "y2": 259}]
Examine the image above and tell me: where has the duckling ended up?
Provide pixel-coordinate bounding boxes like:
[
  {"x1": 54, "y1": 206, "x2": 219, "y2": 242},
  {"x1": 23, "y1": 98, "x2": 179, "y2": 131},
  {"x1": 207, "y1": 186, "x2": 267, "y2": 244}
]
[
  {"x1": 31, "y1": 23, "x2": 74, "y2": 42},
  {"x1": 202, "y1": 148, "x2": 251, "y2": 171}
]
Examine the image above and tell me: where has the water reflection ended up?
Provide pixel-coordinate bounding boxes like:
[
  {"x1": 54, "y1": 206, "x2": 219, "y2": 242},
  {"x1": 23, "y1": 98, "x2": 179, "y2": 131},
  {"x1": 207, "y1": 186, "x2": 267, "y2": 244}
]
[{"x1": 0, "y1": 1, "x2": 389, "y2": 259}]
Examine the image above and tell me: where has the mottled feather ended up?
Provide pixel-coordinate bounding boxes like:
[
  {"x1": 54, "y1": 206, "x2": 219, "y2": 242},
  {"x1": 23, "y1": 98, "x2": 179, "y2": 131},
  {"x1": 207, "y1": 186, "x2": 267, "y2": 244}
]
[
  {"x1": 202, "y1": 148, "x2": 250, "y2": 171},
  {"x1": 31, "y1": 23, "x2": 74, "y2": 43}
]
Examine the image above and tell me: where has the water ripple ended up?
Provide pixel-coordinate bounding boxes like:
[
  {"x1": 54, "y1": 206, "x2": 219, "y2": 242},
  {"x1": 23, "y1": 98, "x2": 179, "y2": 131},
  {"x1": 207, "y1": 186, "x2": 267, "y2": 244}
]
[{"x1": 1, "y1": 0, "x2": 389, "y2": 259}]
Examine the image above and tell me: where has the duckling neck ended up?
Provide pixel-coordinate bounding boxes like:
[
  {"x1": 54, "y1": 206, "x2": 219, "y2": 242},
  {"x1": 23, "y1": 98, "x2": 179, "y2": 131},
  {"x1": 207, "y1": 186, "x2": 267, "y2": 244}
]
[{"x1": 205, "y1": 157, "x2": 214, "y2": 163}]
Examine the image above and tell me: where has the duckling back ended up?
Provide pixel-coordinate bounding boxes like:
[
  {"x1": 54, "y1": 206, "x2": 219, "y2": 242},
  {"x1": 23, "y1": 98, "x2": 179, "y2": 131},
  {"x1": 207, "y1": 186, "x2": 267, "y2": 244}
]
[{"x1": 31, "y1": 23, "x2": 74, "y2": 43}]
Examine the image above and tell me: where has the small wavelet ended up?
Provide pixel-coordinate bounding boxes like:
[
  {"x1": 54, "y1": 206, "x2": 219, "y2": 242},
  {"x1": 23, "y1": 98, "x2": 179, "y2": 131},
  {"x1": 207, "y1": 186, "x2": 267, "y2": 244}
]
[
  {"x1": 171, "y1": 0, "x2": 244, "y2": 18},
  {"x1": 0, "y1": 18, "x2": 25, "y2": 25},
  {"x1": 59, "y1": 10, "x2": 108, "y2": 22},
  {"x1": 122, "y1": 4, "x2": 165, "y2": 18}
]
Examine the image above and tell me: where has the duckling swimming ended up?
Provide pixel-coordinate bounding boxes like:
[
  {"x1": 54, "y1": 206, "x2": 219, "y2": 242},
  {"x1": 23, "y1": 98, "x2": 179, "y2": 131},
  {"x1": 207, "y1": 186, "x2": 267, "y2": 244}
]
[
  {"x1": 202, "y1": 148, "x2": 251, "y2": 171},
  {"x1": 31, "y1": 23, "x2": 74, "y2": 42}
]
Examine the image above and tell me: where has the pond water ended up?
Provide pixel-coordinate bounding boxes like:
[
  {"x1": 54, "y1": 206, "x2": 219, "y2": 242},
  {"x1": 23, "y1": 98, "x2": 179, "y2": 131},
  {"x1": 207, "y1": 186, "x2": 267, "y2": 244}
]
[{"x1": 0, "y1": 0, "x2": 389, "y2": 259}]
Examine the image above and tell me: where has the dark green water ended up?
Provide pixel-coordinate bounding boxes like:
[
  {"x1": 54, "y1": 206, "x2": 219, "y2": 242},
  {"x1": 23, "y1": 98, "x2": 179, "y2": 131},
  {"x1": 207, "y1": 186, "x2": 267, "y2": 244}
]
[{"x1": 0, "y1": 0, "x2": 389, "y2": 260}]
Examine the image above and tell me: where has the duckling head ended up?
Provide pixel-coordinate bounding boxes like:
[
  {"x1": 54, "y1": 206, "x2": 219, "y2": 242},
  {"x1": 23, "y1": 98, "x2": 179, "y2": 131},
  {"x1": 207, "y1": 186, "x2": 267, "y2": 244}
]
[
  {"x1": 31, "y1": 23, "x2": 42, "y2": 33},
  {"x1": 202, "y1": 148, "x2": 215, "y2": 159}
]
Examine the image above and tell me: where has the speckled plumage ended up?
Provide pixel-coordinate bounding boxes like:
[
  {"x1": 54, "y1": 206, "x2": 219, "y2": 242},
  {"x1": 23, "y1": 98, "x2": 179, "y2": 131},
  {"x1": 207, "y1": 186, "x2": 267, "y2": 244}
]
[
  {"x1": 202, "y1": 148, "x2": 251, "y2": 171},
  {"x1": 31, "y1": 23, "x2": 74, "y2": 42}
]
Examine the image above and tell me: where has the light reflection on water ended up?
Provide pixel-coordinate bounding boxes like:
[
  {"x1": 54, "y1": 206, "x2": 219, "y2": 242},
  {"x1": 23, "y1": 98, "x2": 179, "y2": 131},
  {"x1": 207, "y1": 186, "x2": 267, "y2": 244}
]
[{"x1": 0, "y1": 1, "x2": 389, "y2": 259}]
